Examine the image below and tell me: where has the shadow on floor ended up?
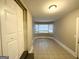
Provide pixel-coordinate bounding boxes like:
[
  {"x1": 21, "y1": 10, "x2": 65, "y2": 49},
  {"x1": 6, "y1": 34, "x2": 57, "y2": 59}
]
[
  {"x1": 20, "y1": 51, "x2": 34, "y2": 59},
  {"x1": 26, "y1": 53, "x2": 34, "y2": 59}
]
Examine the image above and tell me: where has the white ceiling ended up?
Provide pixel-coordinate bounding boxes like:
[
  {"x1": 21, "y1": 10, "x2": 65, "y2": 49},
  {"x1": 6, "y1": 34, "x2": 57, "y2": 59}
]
[{"x1": 23, "y1": 0, "x2": 79, "y2": 22}]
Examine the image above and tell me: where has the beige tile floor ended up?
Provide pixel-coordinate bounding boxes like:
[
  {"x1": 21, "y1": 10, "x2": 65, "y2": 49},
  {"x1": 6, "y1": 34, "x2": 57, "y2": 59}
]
[{"x1": 33, "y1": 38, "x2": 76, "y2": 59}]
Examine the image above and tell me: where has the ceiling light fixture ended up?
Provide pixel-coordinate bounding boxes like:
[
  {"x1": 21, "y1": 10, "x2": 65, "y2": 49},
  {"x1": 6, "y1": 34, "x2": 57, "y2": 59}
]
[{"x1": 48, "y1": 4, "x2": 57, "y2": 13}]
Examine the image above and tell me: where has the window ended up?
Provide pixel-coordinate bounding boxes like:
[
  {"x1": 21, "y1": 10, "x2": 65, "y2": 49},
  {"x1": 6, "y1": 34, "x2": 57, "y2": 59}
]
[
  {"x1": 49, "y1": 24, "x2": 54, "y2": 33},
  {"x1": 39, "y1": 24, "x2": 48, "y2": 33},
  {"x1": 35, "y1": 25, "x2": 38, "y2": 33},
  {"x1": 34, "y1": 24, "x2": 54, "y2": 33}
]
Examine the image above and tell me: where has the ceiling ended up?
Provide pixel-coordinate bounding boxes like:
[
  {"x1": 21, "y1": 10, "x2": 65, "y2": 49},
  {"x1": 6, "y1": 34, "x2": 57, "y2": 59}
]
[{"x1": 23, "y1": 0, "x2": 79, "y2": 22}]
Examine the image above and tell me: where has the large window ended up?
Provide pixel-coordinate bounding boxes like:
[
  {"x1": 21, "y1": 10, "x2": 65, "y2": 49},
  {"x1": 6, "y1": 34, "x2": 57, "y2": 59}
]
[{"x1": 34, "y1": 24, "x2": 54, "y2": 33}]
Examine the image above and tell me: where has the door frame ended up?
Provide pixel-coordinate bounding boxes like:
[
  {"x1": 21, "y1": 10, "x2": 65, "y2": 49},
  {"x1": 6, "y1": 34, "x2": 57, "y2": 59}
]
[
  {"x1": 0, "y1": 29, "x2": 2, "y2": 56},
  {"x1": 76, "y1": 17, "x2": 79, "y2": 58},
  {"x1": 14, "y1": 0, "x2": 28, "y2": 51},
  {"x1": 14, "y1": 0, "x2": 27, "y2": 11}
]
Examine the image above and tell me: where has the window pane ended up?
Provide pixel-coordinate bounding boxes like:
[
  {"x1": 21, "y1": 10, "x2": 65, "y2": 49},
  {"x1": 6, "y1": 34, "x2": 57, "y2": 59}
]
[
  {"x1": 34, "y1": 24, "x2": 54, "y2": 33},
  {"x1": 39, "y1": 24, "x2": 48, "y2": 33},
  {"x1": 49, "y1": 24, "x2": 53, "y2": 32},
  {"x1": 35, "y1": 25, "x2": 38, "y2": 33}
]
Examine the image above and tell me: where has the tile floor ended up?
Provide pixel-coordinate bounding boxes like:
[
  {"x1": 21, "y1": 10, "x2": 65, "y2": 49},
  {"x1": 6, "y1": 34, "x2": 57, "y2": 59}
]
[{"x1": 33, "y1": 38, "x2": 76, "y2": 59}]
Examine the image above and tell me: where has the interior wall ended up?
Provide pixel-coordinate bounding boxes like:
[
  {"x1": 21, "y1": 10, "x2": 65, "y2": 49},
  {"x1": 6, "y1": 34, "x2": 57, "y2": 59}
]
[
  {"x1": 27, "y1": 11, "x2": 33, "y2": 52},
  {"x1": 54, "y1": 9, "x2": 79, "y2": 51}
]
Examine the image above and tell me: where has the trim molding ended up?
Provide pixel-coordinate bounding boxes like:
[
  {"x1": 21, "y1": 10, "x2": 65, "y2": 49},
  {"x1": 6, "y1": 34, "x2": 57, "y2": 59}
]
[
  {"x1": 76, "y1": 17, "x2": 79, "y2": 58},
  {"x1": 14, "y1": 0, "x2": 27, "y2": 11},
  {"x1": 34, "y1": 36, "x2": 76, "y2": 57},
  {"x1": 29, "y1": 46, "x2": 33, "y2": 53},
  {"x1": 20, "y1": 51, "x2": 28, "y2": 59},
  {"x1": 50, "y1": 37, "x2": 76, "y2": 57}
]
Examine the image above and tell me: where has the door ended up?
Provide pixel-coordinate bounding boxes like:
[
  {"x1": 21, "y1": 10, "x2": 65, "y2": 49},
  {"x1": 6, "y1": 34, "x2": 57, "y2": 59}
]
[
  {"x1": 2, "y1": 9, "x2": 19, "y2": 59},
  {"x1": 1, "y1": 0, "x2": 24, "y2": 59}
]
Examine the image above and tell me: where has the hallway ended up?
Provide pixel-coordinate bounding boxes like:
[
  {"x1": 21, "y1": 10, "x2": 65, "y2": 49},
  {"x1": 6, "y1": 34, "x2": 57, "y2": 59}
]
[
  {"x1": 34, "y1": 38, "x2": 76, "y2": 59},
  {"x1": 0, "y1": 0, "x2": 79, "y2": 59}
]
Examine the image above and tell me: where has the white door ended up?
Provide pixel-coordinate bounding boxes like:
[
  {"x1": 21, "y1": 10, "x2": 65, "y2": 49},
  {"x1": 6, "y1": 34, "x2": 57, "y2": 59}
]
[{"x1": 1, "y1": 0, "x2": 24, "y2": 59}]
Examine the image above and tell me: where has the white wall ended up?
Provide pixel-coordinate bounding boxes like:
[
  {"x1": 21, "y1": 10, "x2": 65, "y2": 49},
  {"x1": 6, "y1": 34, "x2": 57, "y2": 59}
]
[
  {"x1": 54, "y1": 9, "x2": 79, "y2": 51},
  {"x1": 27, "y1": 11, "x2": 33, "y2": 52}
]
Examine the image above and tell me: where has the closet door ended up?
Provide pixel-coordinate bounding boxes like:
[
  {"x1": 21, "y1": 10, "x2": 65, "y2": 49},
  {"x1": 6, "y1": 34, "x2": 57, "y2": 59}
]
[
  {"x1": 1, "y1": 0, "x2": 24, "y2": 59},
  {"x1": 2, "y1": 9, "x2": 19, "y2": 59}
]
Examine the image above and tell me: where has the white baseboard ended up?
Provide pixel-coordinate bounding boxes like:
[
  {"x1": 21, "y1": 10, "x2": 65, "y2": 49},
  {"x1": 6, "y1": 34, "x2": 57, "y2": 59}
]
[
  {"x1": 29, "y1": 46, "x2": 33, "y2": 53},
  {"x1": 49, "y1": 37, "x2": 76, "y2": 57}
]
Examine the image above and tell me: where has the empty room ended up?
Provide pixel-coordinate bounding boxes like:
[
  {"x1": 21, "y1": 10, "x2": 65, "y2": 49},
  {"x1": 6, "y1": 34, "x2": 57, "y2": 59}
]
[{"x1": 0, "y1": 0, "x2": 79, "y2": 59}]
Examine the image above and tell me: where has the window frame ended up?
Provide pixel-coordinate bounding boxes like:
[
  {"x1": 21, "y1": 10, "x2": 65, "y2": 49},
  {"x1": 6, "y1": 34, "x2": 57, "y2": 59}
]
[{"x1": 34, "y1": 24, "x2": 54, "y2": 33}]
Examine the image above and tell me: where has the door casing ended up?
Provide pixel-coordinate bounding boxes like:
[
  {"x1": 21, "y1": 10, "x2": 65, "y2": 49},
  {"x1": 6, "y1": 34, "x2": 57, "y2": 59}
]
[{"x1": 76, "y1": 17, "x2": 79, "y2": 58}]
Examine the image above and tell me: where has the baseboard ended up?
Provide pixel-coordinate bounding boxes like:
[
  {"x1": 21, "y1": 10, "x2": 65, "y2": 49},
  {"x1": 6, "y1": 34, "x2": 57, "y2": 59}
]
[
  {"x1": 20, "y1": 51, "x2": 28, "y2": 59},
  {"x1": 49, "y1": 37, "x2": 76, "y2": 57},
  {"x1": 29, "y1": 46, "x2": 33, "y2": 53}
]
